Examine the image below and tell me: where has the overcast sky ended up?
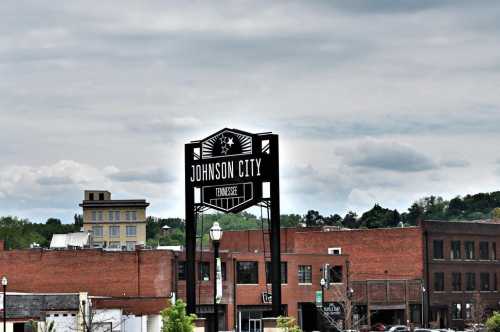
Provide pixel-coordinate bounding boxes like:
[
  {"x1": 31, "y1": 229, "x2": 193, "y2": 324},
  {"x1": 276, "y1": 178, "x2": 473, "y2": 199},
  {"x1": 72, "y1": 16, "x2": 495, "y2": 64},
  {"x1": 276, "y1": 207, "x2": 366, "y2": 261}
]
[{"x1": 1, "y1": 1, "x2": 500, "y2": 223}]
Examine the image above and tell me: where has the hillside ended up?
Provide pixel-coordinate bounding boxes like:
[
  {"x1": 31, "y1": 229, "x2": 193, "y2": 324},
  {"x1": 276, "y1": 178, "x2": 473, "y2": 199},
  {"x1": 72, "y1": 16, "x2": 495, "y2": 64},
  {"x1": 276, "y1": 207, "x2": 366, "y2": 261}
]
[{"x1": 1, "y1": 191, "x2": 500, "y2": 249}]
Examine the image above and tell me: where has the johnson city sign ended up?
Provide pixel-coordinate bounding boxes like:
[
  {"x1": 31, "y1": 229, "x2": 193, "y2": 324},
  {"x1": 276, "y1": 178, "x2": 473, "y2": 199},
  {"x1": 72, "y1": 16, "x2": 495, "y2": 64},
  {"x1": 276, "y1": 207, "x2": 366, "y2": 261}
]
[
  {"x1": 185, "y1": 127, "x2": 282, "y2": 316},
  {"x1": 188, "y1": 128, "x2": 273, "y2": 213}
]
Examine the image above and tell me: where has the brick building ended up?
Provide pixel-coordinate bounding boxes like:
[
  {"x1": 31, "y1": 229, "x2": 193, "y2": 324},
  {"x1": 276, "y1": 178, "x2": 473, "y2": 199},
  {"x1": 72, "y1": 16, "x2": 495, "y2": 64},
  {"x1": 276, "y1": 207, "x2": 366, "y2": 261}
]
[
  {"x1": 422, "y1": 219, "x2": 500, "y2": 330},
  {"x1": 0, "y1": 226, "x2": 424, "y2": 332},
  {"x1": 177, "y1": 227, "x2": 424, "y2": 332},
  {"x1": 0, "y1": 248, "x2": 174, "y2": 316}
]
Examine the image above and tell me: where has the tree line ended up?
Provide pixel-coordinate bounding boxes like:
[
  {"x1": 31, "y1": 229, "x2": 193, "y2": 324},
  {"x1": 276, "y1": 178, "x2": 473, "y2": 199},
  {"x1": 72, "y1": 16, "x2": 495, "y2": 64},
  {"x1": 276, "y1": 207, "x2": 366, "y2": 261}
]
[{"x1": 1, "y1": 191, "x2": 500, "y2": 250}]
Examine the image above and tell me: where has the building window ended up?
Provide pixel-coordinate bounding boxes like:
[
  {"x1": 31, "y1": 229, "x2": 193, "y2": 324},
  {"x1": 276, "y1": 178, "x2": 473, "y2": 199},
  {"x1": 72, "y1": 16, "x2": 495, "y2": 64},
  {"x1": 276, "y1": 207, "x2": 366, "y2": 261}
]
[
  {"x1": 479, "y1": 242, "x2": 489, "y2": 260},
  {"x1": 237, "y1": 261, "x2": 258, "y2": 284},
  {"x1": 92, "y1": 226, "x2": 103, "y2": 237},
  {"x1": 198, "y1": 262, "x2": 210, "y2": 281},
  {"x1": 108, "y1": 211, "x2": 120, "y2": 221},
  {"x1": 89, "y1": 193, "x2": 94, "y2": 200},
  {"x1": 221, "y1": 262, "x2": 226, "y2": 281},
  {"x1": 126, "y1": 241, "x2": 136, "y2": 251},
  {"x1": 108, "y1": 241, "x2": 120, "y2": 249},
  {"x1": 328, "y1": 247, "x2": 342, "y2": 255},
  {"x1": 434, "y1": 272, "x2": 444, "y2": 291},
  {"x1": 492, "y1": 242, "x2": 497, "y2": 260},
  {"x1": 109, "y1": 226, "x2": 120, "y2": 238},
  {"x1": 126, "y1": 211, "x2": 137, "y2": 221},
  {"x1": 480, "y1": 272, "x2": 490, "y2": 291},
  {"x1": 494, "y1": 273, "x2": 498, "y2": 291},
  {"x1": 298, "y1": 265, "x2": 312, "y2": 284},
  {"x1": 99, "y1": 193, "x2": 104, "y2": 200},
  {"x1": 329, "y1": 265, "x2": 343, "y2": 283},
  {"x1": 433, "y1": 240, "x2": 444, "y2": 259},
  {"x1": 465, "y1": 303, "x2": 473, "y2": 320},
  {"x1": 452, "y1": 272, "x2": 462, "y2": 291},
  {"x1": 97, "y1": 211, "x2": 103, "y2": 221},
  {"x1": 178, "y1": 261, "x2": 186, "y2": 280},
  {"x1": 451, "y1": 241, "x2": 461, "y2": 260},
  {"x1": 466, "y1": 272, "x2": 476, "y2": 291},
  {"x1": 266, "y1": 262, "x2": 287, "y2": 284},
  {"x1": 126, "y1": 225, "x2": 137, "y2": 237},
  {"x1": 465, "y1": 241, "x2": 475, "y2": 260},
  {"x1": 92, "y1": 211, "x2": 97, "y2": 221},
  {"x1": 452, "y1": 303, "x2": 462, "y2": 320}
]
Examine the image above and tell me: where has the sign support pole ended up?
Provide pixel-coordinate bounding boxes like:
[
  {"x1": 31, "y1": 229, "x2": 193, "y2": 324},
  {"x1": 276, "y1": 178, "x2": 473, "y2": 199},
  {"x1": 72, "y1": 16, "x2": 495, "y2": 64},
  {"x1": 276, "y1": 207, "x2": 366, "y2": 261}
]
[
  {"x1": 185, "y1": 143, "x2": 197, "y2": 315},
  {"x1": 269, "y1": 135, "x2": 282, "y2": 317}
]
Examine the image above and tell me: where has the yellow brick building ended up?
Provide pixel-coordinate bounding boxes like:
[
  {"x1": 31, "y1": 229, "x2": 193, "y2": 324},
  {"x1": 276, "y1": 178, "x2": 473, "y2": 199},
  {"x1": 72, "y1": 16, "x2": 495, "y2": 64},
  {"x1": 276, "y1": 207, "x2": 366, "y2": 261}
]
[{"x1": 80, "y1": 190, "x2": 149, "y2": 250}]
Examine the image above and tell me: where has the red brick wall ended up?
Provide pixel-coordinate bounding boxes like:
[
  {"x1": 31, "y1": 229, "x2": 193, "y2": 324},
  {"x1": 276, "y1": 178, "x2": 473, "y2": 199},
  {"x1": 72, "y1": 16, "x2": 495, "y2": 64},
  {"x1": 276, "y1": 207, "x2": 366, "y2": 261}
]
[
  {"x1": 219, "y1": 227, "x2": 424, "y2": 281},
  {"x1": 94, "y1": 297, "x2": 170, "y2": 315},
  {"x1": 0, "y1": 249, "x2": 174, "y2": 298},
  {"x1": 294, "y1": 227, "x2": 424, "y2": 280},
  {"x1": 219, "y1": 228, "x2": 299, "y2": 253}
]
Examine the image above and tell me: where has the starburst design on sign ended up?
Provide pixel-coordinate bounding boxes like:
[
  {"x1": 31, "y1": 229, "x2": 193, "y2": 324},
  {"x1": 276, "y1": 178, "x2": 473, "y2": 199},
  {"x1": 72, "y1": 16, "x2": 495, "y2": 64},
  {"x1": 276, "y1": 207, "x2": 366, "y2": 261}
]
[{"x1": 202, "y1": 129, "x2": 253, "y2": 159}]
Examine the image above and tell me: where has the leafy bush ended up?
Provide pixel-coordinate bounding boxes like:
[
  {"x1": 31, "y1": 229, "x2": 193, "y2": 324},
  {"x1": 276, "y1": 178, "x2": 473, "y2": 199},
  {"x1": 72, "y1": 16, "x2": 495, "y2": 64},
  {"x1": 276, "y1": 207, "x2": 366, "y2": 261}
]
[
  {"x1": 277, "y1": 316, "x2": 302, "y2": 332},
  {"x1": 486, "y1": 311, "x2": 500, "y2": 332},
  {"x1": 161, "y1": 300, "x2": 197, "y2": 332}
]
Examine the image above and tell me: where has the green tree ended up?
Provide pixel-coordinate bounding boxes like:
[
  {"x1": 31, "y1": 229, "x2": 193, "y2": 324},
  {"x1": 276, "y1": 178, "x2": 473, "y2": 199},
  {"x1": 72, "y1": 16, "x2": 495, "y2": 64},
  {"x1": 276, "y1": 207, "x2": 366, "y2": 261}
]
[
  {"x1": 277, "y1": 316, "x2": 301, "y2": 332},
  {"x1": 161, "y1": 300, "x2": 197, "y2": 332},
  {"x1": 492, "y1": 207, "x2": 500, "y2": 220},
  {"x1": 324, "y1": 214, "x2": 342, "y2": 226},
  {"x1": 342, "y1": 211, "x2": 358, "y2": 228},
  {"x1": 405, "y1": 202, "x2": 424, "y2": 225},
  {"x1": 486, "y1": 311, "x2": 500, "y2": 332},
  {"x1": 359, "y1": 204, "x2": 399, "y2": 229},
  {"x1": 304, "y1": 210, "x2": 323, "y2": 227}
]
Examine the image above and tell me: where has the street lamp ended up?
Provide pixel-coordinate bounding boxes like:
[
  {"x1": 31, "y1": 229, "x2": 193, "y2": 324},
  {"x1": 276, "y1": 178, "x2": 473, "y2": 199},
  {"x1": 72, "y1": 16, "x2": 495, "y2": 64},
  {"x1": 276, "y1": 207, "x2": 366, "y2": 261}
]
[
  {"x1": 320, "y1": 278, "x2": 326, "y2": 308},
  {"x1": 2, "y1": 276, "x2": 7, "y2": 332},
  {"x1": 421, "y1": 286, "x2": 426, "y2": 327},
  {"x1": 209, "y1": 222, "x2": 223, "y2": 332}
]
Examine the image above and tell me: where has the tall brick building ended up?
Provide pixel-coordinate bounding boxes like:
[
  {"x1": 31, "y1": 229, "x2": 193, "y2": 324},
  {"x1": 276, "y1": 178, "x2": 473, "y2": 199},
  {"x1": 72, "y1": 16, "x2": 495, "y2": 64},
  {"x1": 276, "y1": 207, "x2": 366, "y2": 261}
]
[{"x1": 422, "y1": 220, "x2": 500, "y2": 330}]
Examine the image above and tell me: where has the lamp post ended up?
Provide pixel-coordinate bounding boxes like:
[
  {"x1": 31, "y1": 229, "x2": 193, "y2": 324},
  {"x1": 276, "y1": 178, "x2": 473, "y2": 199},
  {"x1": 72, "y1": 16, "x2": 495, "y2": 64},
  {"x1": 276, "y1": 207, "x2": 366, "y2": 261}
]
[
  {"x1": 2, "y1": 276, "x2": 7, "y2": 332},
  {"x1": 320, "y1": 278, "x2": 326, "y2": 308},
  {"x1": 209, "y1": 222, "x2": 223, "y2": 332},
  {"x1": 421, "y1": 286, "x2": 426, "y2": 327}
]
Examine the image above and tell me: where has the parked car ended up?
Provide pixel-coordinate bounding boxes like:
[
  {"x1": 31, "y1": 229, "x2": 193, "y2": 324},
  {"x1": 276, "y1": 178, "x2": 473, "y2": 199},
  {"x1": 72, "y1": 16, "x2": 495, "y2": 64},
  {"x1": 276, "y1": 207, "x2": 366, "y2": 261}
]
[
  {"x1": 388, "y1": 325, "x2": 409, "y2": 332},
  {"x1": 371, "y1": 323, "x2": 386, "y2": 331}
]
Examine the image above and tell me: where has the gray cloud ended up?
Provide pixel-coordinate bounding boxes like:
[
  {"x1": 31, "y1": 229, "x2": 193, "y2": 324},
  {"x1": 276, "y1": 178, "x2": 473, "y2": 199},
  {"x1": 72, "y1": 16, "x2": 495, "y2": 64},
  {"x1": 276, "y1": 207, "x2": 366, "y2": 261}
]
[
  {"x1": 37, "y1": 175, "x2": 75, "y2": 186},
  {"x1": 1, "y1": 1, "x2": 500, "y2": 220},
  {"x1": 108, "y1": 168, "x2": 175, "y2": 184},
  {"x1": 440, "y1": 159, "x2": 470, "y2": 168},
  {"x1": 337, "y1": 140, "x2": 437, "y2": 172}
]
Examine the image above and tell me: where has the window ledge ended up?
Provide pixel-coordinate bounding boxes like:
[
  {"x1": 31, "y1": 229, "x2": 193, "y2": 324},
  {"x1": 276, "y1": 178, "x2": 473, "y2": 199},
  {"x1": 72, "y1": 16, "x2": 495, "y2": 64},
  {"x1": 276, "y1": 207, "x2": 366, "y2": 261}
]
[
  {"x1": 237, "y1": 284, "x2": 259, "y2": 286},
  {"x1": 299, "y1": 283, "x2": 313, "y2": 286}
]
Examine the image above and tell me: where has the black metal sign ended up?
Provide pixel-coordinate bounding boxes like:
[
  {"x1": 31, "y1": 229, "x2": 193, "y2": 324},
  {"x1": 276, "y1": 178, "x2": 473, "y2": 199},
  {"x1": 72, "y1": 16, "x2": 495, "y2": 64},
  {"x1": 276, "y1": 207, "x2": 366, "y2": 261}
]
[
  {"x1": 188, "y1": 128, "x2": 272, "y2": 213},
  {"x1": 185, "y1": 128, "x2": 282, "y2": 318}
]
